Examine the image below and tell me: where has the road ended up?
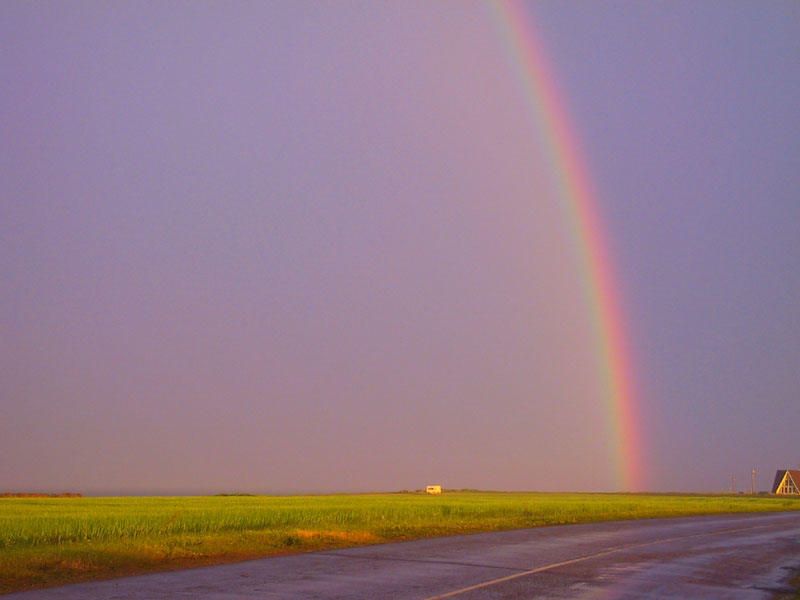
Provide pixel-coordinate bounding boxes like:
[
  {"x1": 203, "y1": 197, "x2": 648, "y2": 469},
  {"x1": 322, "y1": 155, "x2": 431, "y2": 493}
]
[{"x1": 7, "y1": 512, "x2": 800, "y2": 599}]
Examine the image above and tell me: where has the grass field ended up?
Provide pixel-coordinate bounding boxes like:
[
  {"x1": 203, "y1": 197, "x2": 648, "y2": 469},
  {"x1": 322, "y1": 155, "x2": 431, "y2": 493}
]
[{"x1": 2, "y1": 491, "x2": 799, "y2": 594}]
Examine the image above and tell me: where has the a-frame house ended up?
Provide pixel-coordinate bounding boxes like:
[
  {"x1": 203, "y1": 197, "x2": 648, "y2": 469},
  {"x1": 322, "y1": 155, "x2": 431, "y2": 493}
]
[{"x1": 771, "y1": 470, "x2": 800, "y2": 495}]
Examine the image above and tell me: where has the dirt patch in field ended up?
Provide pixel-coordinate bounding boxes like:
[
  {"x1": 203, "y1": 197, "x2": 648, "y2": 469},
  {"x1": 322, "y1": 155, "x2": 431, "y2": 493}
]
[{"x1": 295, "y1": 530, "x2": 380, "y2": 543}]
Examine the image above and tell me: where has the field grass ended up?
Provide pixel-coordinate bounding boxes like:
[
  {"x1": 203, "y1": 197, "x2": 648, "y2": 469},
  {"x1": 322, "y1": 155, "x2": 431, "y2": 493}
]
[{"x1": 2, "y1": 491, "x2": 799, "y2": 594}]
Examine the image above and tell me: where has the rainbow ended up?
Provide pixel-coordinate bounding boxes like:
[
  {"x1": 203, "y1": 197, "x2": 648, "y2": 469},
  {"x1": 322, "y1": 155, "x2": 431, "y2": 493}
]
[{"x1": 487, "y1": 1, "x2": 643, "y2": 491}]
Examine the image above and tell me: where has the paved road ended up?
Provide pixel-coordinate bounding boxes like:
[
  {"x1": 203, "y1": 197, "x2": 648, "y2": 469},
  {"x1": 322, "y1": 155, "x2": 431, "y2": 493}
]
[{"x1": 8, "y1": 512, "x2": 800, "y2": 599}]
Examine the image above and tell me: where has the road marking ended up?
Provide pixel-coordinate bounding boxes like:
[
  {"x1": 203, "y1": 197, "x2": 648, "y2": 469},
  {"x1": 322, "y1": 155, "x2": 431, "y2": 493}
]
[{"x1": 423, "y1": 523, "x2": 776, "y2": 599}]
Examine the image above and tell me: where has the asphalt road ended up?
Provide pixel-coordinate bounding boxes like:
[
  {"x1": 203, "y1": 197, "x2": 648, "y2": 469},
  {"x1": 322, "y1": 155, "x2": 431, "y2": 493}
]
[{"x1": 8, "y1": 512, "x2": 800, "y2": 599}]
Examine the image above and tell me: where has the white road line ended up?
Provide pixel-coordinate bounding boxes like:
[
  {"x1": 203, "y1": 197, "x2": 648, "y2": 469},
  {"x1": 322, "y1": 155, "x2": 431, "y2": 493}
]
[{"x1": 422, "y1": 523, "x2": 775, "y2": 599}]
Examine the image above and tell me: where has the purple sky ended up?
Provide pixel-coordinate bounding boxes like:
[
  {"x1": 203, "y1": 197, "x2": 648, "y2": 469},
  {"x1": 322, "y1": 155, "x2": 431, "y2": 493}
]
[{"x1": 2, "y1": 1, "x2": 798, "y2": 495}]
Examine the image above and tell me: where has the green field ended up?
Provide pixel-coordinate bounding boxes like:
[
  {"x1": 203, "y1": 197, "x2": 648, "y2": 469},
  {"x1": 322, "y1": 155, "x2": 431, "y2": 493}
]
[{"x1": 2, "y1": 492, "x2": 799, "y2": 594}]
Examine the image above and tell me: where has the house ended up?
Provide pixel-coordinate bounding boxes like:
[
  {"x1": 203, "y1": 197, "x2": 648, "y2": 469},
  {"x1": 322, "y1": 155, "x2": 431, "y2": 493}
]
[
  {"x1": 426, "y1": 485, "x2": 442, "y2": 495},
  {"x1": 771, "y1": 470, "x2": 800, "y2": 495}
]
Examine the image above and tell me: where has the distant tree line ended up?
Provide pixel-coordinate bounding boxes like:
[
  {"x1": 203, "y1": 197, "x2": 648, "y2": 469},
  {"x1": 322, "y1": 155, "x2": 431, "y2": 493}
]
[{"x1": 0, "y1": 493, "x2": 82, "y2": 498}]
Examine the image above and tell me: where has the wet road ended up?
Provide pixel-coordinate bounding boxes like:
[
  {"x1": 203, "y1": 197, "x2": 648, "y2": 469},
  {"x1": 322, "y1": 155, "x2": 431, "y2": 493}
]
[{"x1": 8, "y1": 512, "x2": 800, "y2": 599}]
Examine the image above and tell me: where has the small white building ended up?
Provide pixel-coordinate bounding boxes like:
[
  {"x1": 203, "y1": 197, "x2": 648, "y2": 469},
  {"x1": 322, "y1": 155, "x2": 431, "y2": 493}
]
[{"x1": 426, "y1": 485, "x2": 442, "y2": 495}]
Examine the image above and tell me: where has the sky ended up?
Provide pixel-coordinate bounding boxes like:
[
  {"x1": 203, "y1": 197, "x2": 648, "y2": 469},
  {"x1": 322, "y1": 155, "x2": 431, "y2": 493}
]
[{"x1": 1, "y1": 1, "x2": 798, "y2": 495}]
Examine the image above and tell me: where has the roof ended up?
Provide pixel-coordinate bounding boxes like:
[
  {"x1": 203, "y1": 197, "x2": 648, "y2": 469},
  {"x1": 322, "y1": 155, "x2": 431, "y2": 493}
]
[{"x1": 771, "y1": 470, "x2": 800, "y2": 493}]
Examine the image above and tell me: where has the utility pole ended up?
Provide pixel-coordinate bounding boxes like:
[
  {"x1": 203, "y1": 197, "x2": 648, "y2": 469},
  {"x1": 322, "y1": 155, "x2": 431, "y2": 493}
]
[
  {"x1": 751, "y1": 469, "x2": 755, "y2": 494},
  {"x1": 731, "y1": 473, "x2": 736, "y2": 493}
]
